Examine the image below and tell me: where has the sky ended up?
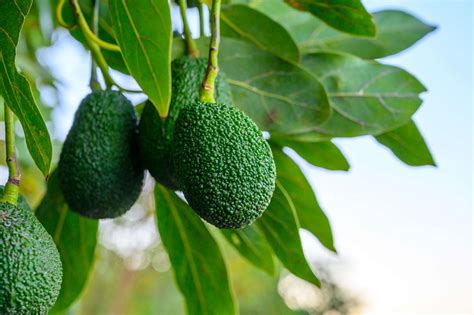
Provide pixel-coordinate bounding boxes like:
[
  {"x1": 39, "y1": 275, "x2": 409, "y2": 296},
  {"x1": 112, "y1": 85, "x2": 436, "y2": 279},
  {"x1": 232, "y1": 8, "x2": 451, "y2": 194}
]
[
  {"x1": 298, "y1": 1, "x2": 472, "y2": 314},
  {"x1": 23, "y1": 0, "x2": 473, "y2": 314}
]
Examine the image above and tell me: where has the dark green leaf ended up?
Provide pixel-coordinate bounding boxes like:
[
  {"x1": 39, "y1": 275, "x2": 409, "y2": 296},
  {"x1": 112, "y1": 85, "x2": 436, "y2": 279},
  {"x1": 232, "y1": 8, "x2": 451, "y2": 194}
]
[
  {"x1": 297, "y1": 10, "x2": 437, "y2": 59},
  {"x1": 299, "y1": 52, "x2": 426, "y2": 137},
  {"x1": 272, "y1": 148, "x2": 336, "y2": 252},
  {"x1": 375, "y1": 120, "x2": 436, "y2": 166},
  {"x1": 258, "y1": 182, "x2": 320, "y2": 286},
  {"x1": 35, "y1": 171, "x2": 98, "y2": 313},
  {"x1": 221, "y1": 225, "x2": 275, "y2": 275},
  {"x1": 155, "y1": 184, "x2": 236, "y2": 315},
  {"x1": 221, "y1": 4, "x2": 299, "y2": 62},
  {"x1": 109, "y1": 0, "x2": 172, "y2": 117},
  {"x1": 284, "y1": 0, "x2": 375, "y2": 37},
  {"x1": 0, "y1": 0, "x2": 52, "y2": 177},
  {"x1": 272, "y1": 137, "x2": 349, "y2": 171}
]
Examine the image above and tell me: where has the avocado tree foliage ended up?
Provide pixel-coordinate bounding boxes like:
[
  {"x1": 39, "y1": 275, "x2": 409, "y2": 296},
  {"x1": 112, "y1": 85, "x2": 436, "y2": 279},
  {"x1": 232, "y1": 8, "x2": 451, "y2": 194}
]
[{"x1": 0, "y1": 0, "x2": 436, "y2": 313}]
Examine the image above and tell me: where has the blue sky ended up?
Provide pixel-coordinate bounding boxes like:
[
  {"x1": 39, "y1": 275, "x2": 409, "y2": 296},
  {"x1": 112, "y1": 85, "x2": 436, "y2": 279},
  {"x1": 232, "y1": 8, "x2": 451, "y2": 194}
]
[
  {"x1": 299, "y1": 0, "x2": 472, "y2": 313},
  {"x1": 28, "y1": 0, "x2": 472, "y2": 313}
]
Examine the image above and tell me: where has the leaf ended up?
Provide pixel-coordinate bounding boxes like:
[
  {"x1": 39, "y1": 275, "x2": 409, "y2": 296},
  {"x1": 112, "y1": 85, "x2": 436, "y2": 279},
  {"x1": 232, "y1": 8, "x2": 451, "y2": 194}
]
[
  {"x1": 257, "y1": 182, "x2": 320, "y2": 286},
  {"x1": 297, "y1": 10, "x2": 437, "y2": 59},
  {"x1": 155, "y1": 184, "x2": 236, "y2": 315},
  {"x1": 272, "y1": 137, "x2": 349, "y2": 171},
  {"x1": 221, "y1": 4, "x2": 299, "y2": 62},
  {"x1": 298, "y1": 52, "x2": 426, "y2": 138},
  {"x1": 271, "y1": 147, "x2": 336, "y2": 252},
  {"x1": 0, "y1": 0, "x2": 52, "y2": 177},
  {"x1": 173, "y1": 37, "x2": 331, "y2": 134},
  {"x1": 35, "y1": 171, "x2": 98, "y2": 313},
  {"x1": 284, "y1": 0, "x2": 375, "y2": 37},
  {"x1": 109, "y1": 0, "x2": 172, "y2": 117},
  {"x1": 375, "y1": 119, "x2": 436, "y2": 166},
  {"x1": 221, "y1": 225, "x2": 275, "y2": 275}
]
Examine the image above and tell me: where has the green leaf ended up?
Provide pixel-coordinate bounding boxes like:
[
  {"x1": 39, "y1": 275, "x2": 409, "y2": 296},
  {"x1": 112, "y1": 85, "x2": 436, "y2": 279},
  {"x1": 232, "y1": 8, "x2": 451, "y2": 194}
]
[
  {"x1": 257, "y1": 182, "x2": 320, "y2": 286},
  {"x1": 155, "y1": 184, "x2": 236, "y2": 315},
  {"x1": 375, "y1": 120, "x2": 436, "y2": 166},
  {"x1": 35, "y1": 171, "x2": 98, "y2": 313},
  {"x1": 0, "y1": 0, "x2": 52, "y2": 177},
  {"x1": 221, "y1": 4, "x2": 299, "y2": 62},
  {"x1": 109, "y1": 0, "x2": 172, "y2": 117},
  {"x1": 297, "y1": 10, "x2": 437, "y2": 59},
  {"x1": 284, "y1": 0, "x2": 375, "y2": 37},
  {"x1": 272, "y1": 148, "x2": 336, "y2": 252},
  {"x1": 298, "y1": 52, "x2": 426, "y2": 138},
  {"x1": 221, "y1": 225, "x2": 275, "y2": 275},
  {"x1": 272, "y1": 137, "x2": 349, "y2": 171}
]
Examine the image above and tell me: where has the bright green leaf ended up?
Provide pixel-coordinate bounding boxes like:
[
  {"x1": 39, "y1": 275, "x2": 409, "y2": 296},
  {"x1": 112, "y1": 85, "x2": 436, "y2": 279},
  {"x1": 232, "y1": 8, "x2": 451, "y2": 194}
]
[
  {"x1": 221, "y1": 225, "x2": 275, "y2": 275},
  {"x1": 0, "y1": 0, "x2": 52, "y2": 177},
  {"x1": 109, "y1": 0, "x2": 172, "y2": 117},
  {"x1": 375, "y1": 119, "x2": 436, "y2": 166},
  {"x1": 155, "y1": 184, "x2": 236, "y2": 315},
  {"x1": 221, "y1": 4, "x2": 299, "y2": 62},
  {"x1": 283, "y1": 0, "x2": 375, "y2": 37},
  {"x1": 272, "y1": 148, "x2": 336, "y2": 252},
  {"x1": 272, "y1": 137, "x2": 349, "y2": 171},
  {"x1": 258, "y1": 182, "x2": 320, "y2": 286},
  {"x1": 299, "y1": 52, "x2": 426, "y2": 138},
  {"x1": 35, "y1": 171, "x2": 98, "y2": 314}
]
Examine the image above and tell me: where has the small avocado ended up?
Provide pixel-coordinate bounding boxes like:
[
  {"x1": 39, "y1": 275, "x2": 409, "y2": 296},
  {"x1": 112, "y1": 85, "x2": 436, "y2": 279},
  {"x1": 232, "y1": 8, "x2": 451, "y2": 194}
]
[
  {"x1": 173, "y1": 101, "x2": 276, "y2": 229},
  {"x1": 0, "y1": 202, "x2": 62, "y2": 314},
  {"x1": 138, "y1": 57, "x2": 232, "y2": 190},
  {"x1": 58, "y1": 91, "x2": 144, "y2": 219}
]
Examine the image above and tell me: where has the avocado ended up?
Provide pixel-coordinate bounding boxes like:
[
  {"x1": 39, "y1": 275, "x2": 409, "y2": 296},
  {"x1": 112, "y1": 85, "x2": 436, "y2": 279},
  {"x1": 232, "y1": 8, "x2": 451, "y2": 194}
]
[
  {"x1": 172, "y1": 101, "x2": 276, "y2": 229},
  {"x1": 138, "y1": 57, "x2": 232, "y2": 190},
  {"x1": 0, "y1": 185, "x2": 29, "y2": 210},
  {"x1": 58, "y1": 91, "x2": 144, "y2": 219},
  {"x1": 0, "y1": 202, "x2": 62, "y2": 314}
]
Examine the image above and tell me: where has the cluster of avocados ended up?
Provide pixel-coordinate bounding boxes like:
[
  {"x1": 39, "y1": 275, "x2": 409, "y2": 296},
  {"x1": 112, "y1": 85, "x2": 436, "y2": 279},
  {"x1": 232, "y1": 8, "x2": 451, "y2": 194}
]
[
  {"x1": 56, "y1": 56, "x2": 275, "y2": 229},
  {"x1": 0, "y1": 186, "x2": 63, "y2": 314}
]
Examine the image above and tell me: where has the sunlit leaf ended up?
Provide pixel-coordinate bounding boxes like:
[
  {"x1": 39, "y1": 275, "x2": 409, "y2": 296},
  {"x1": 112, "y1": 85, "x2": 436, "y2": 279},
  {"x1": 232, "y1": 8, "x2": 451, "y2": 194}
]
[
  {"x1": 109, "y1": 0, "x2": 172, "y2": 117},
  {"x1": 258, "y1": 182, "x2": 320, "y2": 286},
  {"x1": 221, "y1": 225, "x2": 275, "y2": 275},
  {"x1": 375, "y1": 120, "x2": 436, "y2": 166},
  {"x1": 155, "y1": 184, "x2": 236, "y2": 315},
  {"x1": 0, "y1": 0, "x2": 52, "y2": 177},
  {"x1": 35, "y1": 172, "x2": 98, "y2": 314}
]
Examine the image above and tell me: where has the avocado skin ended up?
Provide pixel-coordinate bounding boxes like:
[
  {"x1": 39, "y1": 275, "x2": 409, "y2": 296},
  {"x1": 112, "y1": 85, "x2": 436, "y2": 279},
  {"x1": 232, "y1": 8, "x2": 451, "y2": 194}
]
[
  {"x1": 138, "y1": 57, "x2": 232, "y2": 190},
  {"x1": 173, "y1": 101, "x2": 276, "y2": 229},
  {"x1": 0, "y1": 202, "x2": 62, "y2": 314},
  {"x1": 58, "y1": 91, "x2": 144, "y2": 219}
]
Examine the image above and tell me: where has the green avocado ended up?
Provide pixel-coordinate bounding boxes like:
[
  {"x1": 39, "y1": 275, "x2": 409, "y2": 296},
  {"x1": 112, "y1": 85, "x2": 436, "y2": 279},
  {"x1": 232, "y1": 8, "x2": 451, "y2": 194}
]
[
  {"x1": 58, "y1": 91, "x2": 144, "y2": 219},
  {"x1": 173, "y1": 101, "x2": 276, "y2": 229},
  {"x1": 0, "y1": 202, "x2": 62, "y2": 314},
  {"x1": 0, "y1": 185, "x2": 29, "y2": 210},
  {"x1": 138, "y1": 57, "x2": 232, "y2": 190}
]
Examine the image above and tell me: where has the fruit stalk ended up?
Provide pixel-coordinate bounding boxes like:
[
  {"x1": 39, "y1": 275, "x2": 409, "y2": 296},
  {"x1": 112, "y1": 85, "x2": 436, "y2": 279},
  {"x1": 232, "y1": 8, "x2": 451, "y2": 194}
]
[
  {"x1": 178, "y1": 0, "x2": 199, "y2": 58},
  {"x1": 200, "y1": 0, "x2": 221, "y2": 103},
  {"x1": 198, "y1": 2, "x2": 205, "y2": 37},
  {"x1": 1, "y1": 105, "x2": 20, "y2": 205}
]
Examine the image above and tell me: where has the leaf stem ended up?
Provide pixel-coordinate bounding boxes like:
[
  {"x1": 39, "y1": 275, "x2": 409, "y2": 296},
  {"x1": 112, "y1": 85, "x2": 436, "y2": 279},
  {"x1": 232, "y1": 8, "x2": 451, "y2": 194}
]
[
  {"x1": 56, "y1": 0, "x2": 75, "y2": 29},
  {"x1": 198, "y1": 3, "x2": 205, "y2": 37},
  {"x1": 199, "y1": 0, "x2": 221, "y2": 103},
  {"x1": 178, "y1": 0, "x2": 199, "y2": 57},
  {"x1": 89, "y1": 0, "x2": 101, "y2": 91},
  {"x1": 1, "y1": 105, "x2": 20, "y2": 205}
]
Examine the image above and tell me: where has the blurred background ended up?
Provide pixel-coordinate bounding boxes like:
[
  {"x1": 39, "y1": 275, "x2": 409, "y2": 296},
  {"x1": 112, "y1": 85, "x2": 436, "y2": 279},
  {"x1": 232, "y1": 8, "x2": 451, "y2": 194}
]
[{"x1": 1, "y1": 0, "x2": 472, "y2": 314}]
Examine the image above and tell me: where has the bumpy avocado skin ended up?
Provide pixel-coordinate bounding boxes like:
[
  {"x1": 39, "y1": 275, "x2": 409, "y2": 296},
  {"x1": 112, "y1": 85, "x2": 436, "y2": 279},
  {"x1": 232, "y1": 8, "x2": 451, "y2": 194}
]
[
  {"x1": 173, "y1": 102, "x2": 276, "y2": 229},
  {"x1": 138, "y1": 57, "x2": 232, "y2": 190},
  {"x1": 58, "y1": 91, "x2": 144, "y2": 219},
  {"x1": 0, "y1": 202, "x2": 62, "y2": 314}
]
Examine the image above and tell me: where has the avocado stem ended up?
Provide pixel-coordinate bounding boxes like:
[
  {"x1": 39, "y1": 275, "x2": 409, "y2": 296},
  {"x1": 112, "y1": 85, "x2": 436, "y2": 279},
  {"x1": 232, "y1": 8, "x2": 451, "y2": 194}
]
[
  {"x1": 200, "y1": 0, "x2": 221, "y2": 103},
  {"x1": 198, "y1": 3, "x2": 205, "y2": 37},
  {"x1": 1, "y1": 105, "x2": 20, "y2": 205},
  {"x1": 89, "y1": 0, "x2": 101, "y2": 91},
  {"x1": 178, "y1": 0, "x2": 200, "y2": 58}
]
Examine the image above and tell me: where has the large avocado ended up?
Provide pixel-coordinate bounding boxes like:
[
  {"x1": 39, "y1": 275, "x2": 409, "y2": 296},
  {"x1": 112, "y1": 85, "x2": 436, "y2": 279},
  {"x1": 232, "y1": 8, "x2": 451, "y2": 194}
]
[
  {"x1": 58, "y1": 91, "x2": 144, "y2": 219},
  {"x1": 172, "y1": 101, "x2": 276, "y2": 229},
  {"x1": 0, "y1": 202, "x2": 62, "y2": 314},
  {"x1": 138, "y1": 57, "x2": 232, "y2": 190}
]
